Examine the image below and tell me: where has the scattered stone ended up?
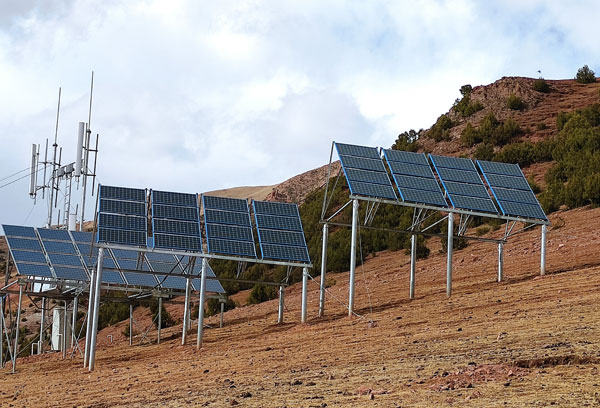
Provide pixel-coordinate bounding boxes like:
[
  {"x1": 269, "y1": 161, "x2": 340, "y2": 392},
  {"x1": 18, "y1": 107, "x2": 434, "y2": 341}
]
[
  {"x1": 306, "y1": 381, "x2": 316, "y2": 386},
  {"x1": 265, "y1": 347, "x2": 273, "y2": 351},
  {"x1": 238, "y1": 391, "x2": 252, "y2": 398},
  {"x1": 291, "y1": 380, "x2": 303, "y2": 386},
  {"x1": 203, "y1": 369, "x2": 209, "y2": 374},
  {"x1": 457, "y1": 328, "x2": 462, "y2": 332},
  {"x1": 356, "y1": 386, "x2": 371, "y2": 395},
  {"x1": 504, "y1": 382, "x2": 511, "y2": 387},
  {"x1": 229, "y1": 399, "x2": 239, "y2": 406}
]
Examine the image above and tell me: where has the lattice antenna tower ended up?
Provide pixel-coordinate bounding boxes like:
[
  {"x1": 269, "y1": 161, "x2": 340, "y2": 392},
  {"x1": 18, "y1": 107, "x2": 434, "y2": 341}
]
[{"x1": 28, "y1": 71, "x2": 100, "y2": 231}]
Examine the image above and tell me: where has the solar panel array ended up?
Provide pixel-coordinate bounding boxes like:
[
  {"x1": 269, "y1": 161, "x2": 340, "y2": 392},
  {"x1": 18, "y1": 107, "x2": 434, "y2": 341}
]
[
  {"x1": 253, "y1": 200, "x2": 310, "y2": 263},
  {"x1": 97, "y1": 185, "x2": 148, "y2": 246},
  {"x1": 477, "y1": 160, "x2": 547, "y2": 220},
  {"x1": 151, "y1": 190, "x2": 202, "y2": 251},
  {"x1": 383, "y1": 149, "x2": 448, "y2": 207},
  {"x1": 335, "y1": 142, "x2": 397, "y2": 200},
  {"x1": 430, "y1": 155, "x2": 498, "y2": 214},
  {"x1": 39, "y1": 228, "x2": 89, "y2": 281},
  {"x1": 3, "y1": 225, "x2": 53, "y2": 278},
  {"x1": 202, "y1": 195, "x2": 257, "y2": 258}
]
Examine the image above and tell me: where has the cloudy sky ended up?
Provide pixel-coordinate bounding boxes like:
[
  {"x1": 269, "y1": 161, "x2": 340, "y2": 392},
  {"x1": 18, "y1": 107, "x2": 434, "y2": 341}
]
[{"x1": 1, "y1": 0, "x2": 599, "y2": 231}]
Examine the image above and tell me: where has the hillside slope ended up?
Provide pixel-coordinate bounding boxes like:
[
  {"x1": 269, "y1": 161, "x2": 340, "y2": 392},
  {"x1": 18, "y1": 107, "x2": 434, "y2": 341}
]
[{"x1": 1, "y1": 205, "x2": 599, "y2": 407}]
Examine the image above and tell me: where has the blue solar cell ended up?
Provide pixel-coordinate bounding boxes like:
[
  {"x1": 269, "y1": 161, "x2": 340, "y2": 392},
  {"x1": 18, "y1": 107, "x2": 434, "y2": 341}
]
[
  {"x1": 491, "y1": 187, "x2": 538, "y2": 205},
  {"x1": 400, "y1": 188, "x2": 448, "y2": 207},
  {"x1": 15, "y1": 262, "x2": 53, "y2": 278},
  {"x1": 261, "y1": 243, "x2": 310, "y2": 262},
  {"x1": 348, "y1": 180, "x2": 397, "y2": 200},
  {"x1": 122, "y1": 272, "x2": 158, "y2": 287},
  {"x1": 255, "y1": 214, "x2": 302, "y2": 232},
  {"x1": 42, "y1": 240, "x2": 77, "y2": 254},
  {"x1": 48, "y1": 253, "x2": 83, "y2": 267},
  {"x1": 98, "y1": 228, "x2": 146, "y2": 246},
  {"x1": 148, "y1": 261, "x2": 182, "y2": 273},
  {"x1": 191, "y1": 277, "x2": 226, "y2": 293},
  {"x1": 10, "y1": 250, "x2": 47, "y2": 263},
  {"x1": 206, "y1": 223, "x2": 253, "y2": 242},
  {"x1": 339, "y1": 155, "x2": 386, "y2": 172},
  {"x1": 6, "y1": 237, "x2": 42, "y2": 252},
  {"x1": 335, "y1": 142, "x2": 381, "y2": 159},
  {"x1": 158, "y1": 275, "x2": 188, "y2": 290},
  {"x1": 477, "y1": 160, "x2": 523, "y2": 177},
  {"x1": 253, "y1": 201, "x2": 299, "y2": 217},
  {"x1": 497, "y1": 200, "x2": 547, "y2": 220},
  {"x1": 110, "y1": 249, "x2": 139, "y2": 259},
  {"x1": 430, "y1": 155, "x2": 476, "y2": 171},
  {"x1": 391, "y1": 174, "x2": 442, "y2": 192},
  {"x1": 152, "y1": 190, "x2": 197, "y2": 207},
  {"x1": 484, "y1": 173, "x2": 531, "y2": 191},
  {"x1": 387, "y1": 161, "x2": 435, "y2": 178},
  {"x1": 153, "y1": 219, "x2": 200, "y2": 236},
  {"x1": 75, "y1": 243, "x2": 98, "y2": 257},
  {"x1": 53, "y1": 266, "x2": 88, "y2": 281},
  {"x1": 383, "y1": 149, "x2": 429, "y2": 166},
  {"x1": 145, "y1": 252, "x2": 178, "y2": 262},
  {"x1": 450, "y1": 195, "x2": 498, "y2": 213},
  {"x1": 344, "y1": 168, "x2": 392, "y2": 185},
  {"x1": 100, "y1": 199, "x2": 146, "y2": 216},
  {"x1": 87, "y1": 256, "x2": 117, "y2": 269},
  {"x1": 442, "y1": 181, "x2": 490, "y2": 199},
  {"x1": 435, "y1": 167, "x2": 482, "y2": 184},
  {"x1": 258, "y1": 229, "x2": 306, "y2": 247},
  {"x1": 202, "y1": 195, "x2": 249, "y2": 213},
  {"x1": 101, "y1": 270, "x2": 126, "y2": 285},
  {"x1": 207, "y1": 238, "x2": 256, "y2": 258},
  {"x1": 71, "y1": 231, "x2": 93, "y2": 243},
  {"x1": 2, "y1": 225, "x2": 36, "y2": 238},
  {"x1": 205, "y1": 209, "x2": 251, "y2": 226},
  {"x1": 154, "y1": 233, "x2": 202, "y2": 251},
  {"x1": 115, "y1": 258, "x2": 139, "y2": 270},
  {"x1": 37, "y1": 228, "x2": 71, "y2": 241},
  {"x1": 100, "y1": 185, "x2": 146, "y2": 202},
  {"x1": 153, "y1": 204, "x2": 198, "y2": 221},
  {"x1": 99, "y1": 213, "x2": 146, "y2": 231}
]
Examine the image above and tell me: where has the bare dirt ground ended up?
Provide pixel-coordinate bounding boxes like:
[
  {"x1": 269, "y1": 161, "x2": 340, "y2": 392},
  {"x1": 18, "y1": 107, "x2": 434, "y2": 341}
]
[{"x1": 2, "y1": 206, "x2": 600, "y2": 407}]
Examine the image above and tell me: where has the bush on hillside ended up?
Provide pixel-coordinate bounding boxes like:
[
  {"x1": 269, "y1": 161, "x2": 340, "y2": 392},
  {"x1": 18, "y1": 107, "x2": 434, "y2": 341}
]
[
  {"x1": 392, "y1": 129, "x2": 420, "y2": 151},
  {"x1": 453, "y1": 84, "x2": 484, "y2": 118},
  {"x1": 206, "y1": 297, "x2": 236, "y2": 317},
  {"x1": 248, "y1": 284, "x2": 278, "y2": 304},
  {"x1": 149, "y1": 299, "x2": 175, "y2": 328},
  {"x1": 575, "y1": 65, "x2": 596, "y2": 84},
  {"x1": 460, "y1": 113, "x2": 521, "y2": 147},
  {"x1": 506, "y1": 94, "x2": 526, "y2": 110},
  {"x1": 474, "y1": 143, "x2": 495, "y2": 161},
  {"x1": 493, "y1": 140, "x2": 554, "y2": 167},
  {"x1": 428, "y1": 115, "x2": 453, "y2": 142},
  {"x1": 533, "y1": 78, "x2": 550, "y2": 93}
]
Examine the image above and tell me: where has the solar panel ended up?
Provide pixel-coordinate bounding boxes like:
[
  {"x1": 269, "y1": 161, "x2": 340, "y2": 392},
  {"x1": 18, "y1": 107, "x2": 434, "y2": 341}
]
[
  {"x1": 98, "y1": 228, "x2": 146, "y2": 246},
  {"x1": 101, "y1": 270, "x2": 126, "y2": 285},
  {"x1": 100, "y1": 185, "x2": 146, "y2": 202},
  {"x1": 48, "y1": 253, "x2": 83, "y2": 267},
  {"x1": 99, "y1": 213, "x2": 146, "y2": 231},
  {"x1": 339, "y1": 154, "x2": 386, "y2": 173},
  {"x1": 10, "y1": 250, "x2": 47, "y2": 264},
  {"x1": 391, "y1": 174, "x2": 441, "y2": 192},
  {"x1": 400, "y1": 188, "x2": 448, "y2": 207},
  {"x1": 75, "y1": 243, "x2": 98, "y2": 258},
  {"x1": 153, "y1": 233, "x2": 202, "y2": 252},
  {"x1": 152, "y1": 190, "x2": 197, "y2": 207},
  {"x1": 347, "y1": 181, "x2": 397, "y2": 200},
  {"x1": 153, "y1": 204, "x2": 198, "y2": 221},
  {"x1": 6, "y1": 237, "x2": 43, "y2": 251},
  {"x1": 207, "y1": 238, "x2": 256, "y2": 258},
  {"x1": 344, "y1": 167, "x2": 393, "y2": 185},
  {"x1": 153, "y1": 219, "x2": 199, "y2": 236},
  {"x1": 110, "y1": 249, "x2": 139, "y2": 259},
  {"x1": 148, "y1": 260, "x2": 182, "y2": 274},
  {"x1": 42, "y1": 240, "x2": 77, "y2": 254},
  {"x1": 99, "y1": 199, "x2": 146, "y2": 216},
  {"x1": 203, "y1": 195, "x2": 249, "y2": 213},
  {"x1": 2, "y1": 225, "x2": 36, "y2": 238},
  {"x1": 158, "y1": 275, "x2": 188, "y2": 290},
  {"x1": 53, "y1": 266, "x2": 88, "y2": 281},
  {"x1": 114, "y1": 258, "x2": 140, "y2": 270},
  {"x1": 14, "y1": 262, "x2": 53, "y2": 278},
  {"x1": 206, "y1": 223, "x2": 253, "y2": 242},
  {"x1": 387, "y1": 161, "x2": 436, "y2": 178},
  {"x1": 204, "y1": 209, "x2": 251, "y2": 226},
  {"x1": 430, "y1": 154, "x2": 498, "y2": 214},
  {"x1": 477, "y1": 160, "x2": 547, "y2": 220},
  {"x1": 335, "y1": 142, "x2": 381, "y2": 159},
  {"x1": 253, "y1": 200, "x2": 310, "y2": 263},
  {"x1": 477, "y1": 160, "x2": 522, "y2": 177},
  {"x1": 71, "y1": 231, "x2": 93, "y2": 243},
  {"x1": 145, "y1": 252, "x2": 178, "y2": 262},
  {"x1": 383, "y1": 150, "x2": 429, "y2": 166},
  {"x1": 429, "y1": 155, "x2": 476, "y2": 171},
  {"x1": 37, "y1": 228, "x2": 71, "y2": 241},
  {"x1": 122, "y1": 272, "x2": 158, "y2": 287},
  {"x1": 191, "y1": 263, "x2": 225, "y2": 293}
]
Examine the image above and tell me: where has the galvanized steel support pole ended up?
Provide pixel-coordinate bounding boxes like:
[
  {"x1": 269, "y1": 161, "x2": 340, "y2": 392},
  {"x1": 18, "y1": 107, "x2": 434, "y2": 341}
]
[
  {"x1": 301, "y1": 267, "x2": 308, "y2": 323},
  {"x1": 129, "y1": 304, "x2": 133, "y2": 346},
  {"x1": 62, "y1": 300, "x2": 67, "y2": 359},
  {"x1": 196, "y1": 260, "x2": 208, "y2": 349},
  {"x1": 277, "y1": 286, "x2": 284, "y2": 324},
  {"x1": 84, "y1": 266, "x2": 97, "y2": 368},
  {"x1": 182, "y1": 277, "x2": 191, "y2": 345},
  {"x1": 157, "y1": 297, "x2": 162, "y2": 344},
  {"x1": 410, "y1": 234, "x2": 416, "y2": 299},
  {"x1": 540, "y1": 224, "x2": 547, "y2": 275},
  {"x1": 12, "y1": 285, "x2": 23, "y2": 373},
  {"x1": 319, "y1": 223, "x2": 328, "y2": 317},
  {"x1": 219, "y1": 302, "x2": 224, "y2": 328},
  {"x1": 498, "y1": 242, "x2": 504, "y2": 282},
  {"x1": 348, "y1": 199, "x2": 359, "y2": 316},
  {"x1": 39, "y1": 297, "x2": 46, "y2": 354},
  {"x1": 0, "y1": 296, "x2": 3, "y2": 367},
  {"x1": 88, "y1": 248, "x2": 104, "y2": 371},
  {"x1": 71, "y1": 297, "x2": 78, "y2": 349},
  {"x1": 446, "y1": 213, "x2": 454, "y2": 298}
]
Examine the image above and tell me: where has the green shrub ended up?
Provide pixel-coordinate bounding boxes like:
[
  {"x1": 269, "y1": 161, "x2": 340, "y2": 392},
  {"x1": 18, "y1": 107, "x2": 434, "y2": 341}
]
[
  {"x1": 475, "y1": 226, "x2": 491, "y2": 236},
  {"x1": 392, "y1": 129, "x2": 420, "y2": 151},
  {"x1": 460, "y1": 113, "x2": 521, "y2": 147},
  {"x1": 206, "y1": 297, "x2": 236, "y2": 317},
  {"x1": 536, "y1": 122, "x2": 547, "y2": 131},
  {"x1": 98, "y1": 298, "x2": 131, "y2": 330},
  {"x1": 453, "y1": 84, "x2": 484, "y2": 118},
  {"x1": 428, "y1": 114, "x2": 453, "y2": 142},
  {"x1": 461, "y1": 123, "x2": 481, "y2": 147},
  {"x1": 533, "y1": 78, "x2": 550, "y2": 93},
  {"x1": 528, "y1": 176, "x2": 541, "y2": 194},
  {"x1": 149, "y1": 299, "x2": 175, "y2": 328},
  {"x1": 575, "y1": 65, "x2": 596, "y2": 84},
  {"x1": 506, "y1": 94, "x2": 526, "y2": 110},
  {"x1": 494, "y1": 139, "x2": 554, "y2": 167},
  {"x1": 474, "y1": 143, "x2": 494, "y2": 161},
  {"x1": 248, "y1": 284, "x2": 278, "y2": 304}
]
